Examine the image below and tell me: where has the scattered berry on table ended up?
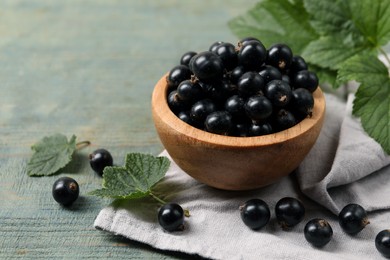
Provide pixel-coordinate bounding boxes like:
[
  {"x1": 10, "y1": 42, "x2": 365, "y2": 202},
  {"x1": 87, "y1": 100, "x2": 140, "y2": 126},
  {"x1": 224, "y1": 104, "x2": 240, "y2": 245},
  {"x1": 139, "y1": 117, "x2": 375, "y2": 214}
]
[
  {"x1": 338, "y1": 203, "x2": 369, "y2": 235},
  {"x1": 375, "y1": 229, "x2": 390, "y2": 258},
  {"x1": 275, "y1": 197, "x2": 305, "y2": 229},
  {"x1": 89, "y1": 148, "x2": 114, "y2": 176},
  {"x1": 158, "y1": 203, "x2": 185, "y2": 232},
  {"x1": 304, "y1": 218, "x2": 333, "y2": 247},
  {"x1": 239, "y1": 199, "x2": 270, "y2": 230},
  {"x1": 52, "y1": 177, "x2": 79, "y2": 206}
]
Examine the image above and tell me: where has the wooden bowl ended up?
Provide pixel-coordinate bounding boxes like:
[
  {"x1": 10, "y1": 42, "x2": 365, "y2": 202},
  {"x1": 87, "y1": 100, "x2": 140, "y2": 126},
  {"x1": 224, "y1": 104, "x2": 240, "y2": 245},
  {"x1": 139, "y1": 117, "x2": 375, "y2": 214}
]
[{"x1": 151, "y1": 75, "x2": 326, "y2": 190}]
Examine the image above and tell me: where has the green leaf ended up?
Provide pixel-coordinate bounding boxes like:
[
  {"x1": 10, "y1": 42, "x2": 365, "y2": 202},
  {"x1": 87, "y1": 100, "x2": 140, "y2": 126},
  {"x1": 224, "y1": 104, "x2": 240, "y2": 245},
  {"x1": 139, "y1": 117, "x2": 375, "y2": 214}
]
[
  {"x1": 337, "y1": 54, "x2": 390, "y2": 154},
  {"x1": 228, "y1": 0, "x2": 318, "y2": 53},
  {"x1": 89, "y1": 153, "x2": 170, "y2": 199},
  {"x1": 27, "y1": 134, "x2": 77, "y2": 176}
]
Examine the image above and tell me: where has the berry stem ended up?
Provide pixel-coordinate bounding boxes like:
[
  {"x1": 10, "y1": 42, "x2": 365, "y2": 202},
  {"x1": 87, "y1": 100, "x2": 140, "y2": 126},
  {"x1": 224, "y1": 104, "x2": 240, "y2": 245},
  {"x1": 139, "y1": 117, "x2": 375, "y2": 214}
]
[{"x1": 76, "y1": 140, "x2": 91, "y2": 150}]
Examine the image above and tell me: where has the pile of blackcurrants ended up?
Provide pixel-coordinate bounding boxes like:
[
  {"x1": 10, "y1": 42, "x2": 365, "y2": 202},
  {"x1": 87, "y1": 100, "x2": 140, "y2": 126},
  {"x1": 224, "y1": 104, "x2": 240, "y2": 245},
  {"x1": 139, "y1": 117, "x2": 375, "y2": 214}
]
[{"x1": 166, "y1": 37, "x2": 318, "y2": 136}]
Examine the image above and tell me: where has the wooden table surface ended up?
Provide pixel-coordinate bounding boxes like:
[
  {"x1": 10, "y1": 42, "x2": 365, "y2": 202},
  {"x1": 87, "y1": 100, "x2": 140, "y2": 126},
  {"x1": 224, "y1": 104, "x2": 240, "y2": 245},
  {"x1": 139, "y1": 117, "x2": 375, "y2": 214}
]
[{"x1": 0, "y1": 1, "x2": 257, "y2": 258}]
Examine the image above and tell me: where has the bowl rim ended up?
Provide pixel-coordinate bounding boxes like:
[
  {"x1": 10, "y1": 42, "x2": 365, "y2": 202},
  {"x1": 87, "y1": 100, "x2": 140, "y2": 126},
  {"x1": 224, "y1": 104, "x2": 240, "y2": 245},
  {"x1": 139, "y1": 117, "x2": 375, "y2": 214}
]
[{"x1": 152, "y1": 74, "x2": 326, "y2": 148}]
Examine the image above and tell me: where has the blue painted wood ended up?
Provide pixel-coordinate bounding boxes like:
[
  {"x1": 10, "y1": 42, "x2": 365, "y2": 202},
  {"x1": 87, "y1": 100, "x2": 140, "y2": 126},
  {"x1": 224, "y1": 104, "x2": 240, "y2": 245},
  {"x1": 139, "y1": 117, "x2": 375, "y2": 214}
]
[{"x1": 0, "y1": 0, "x2": 257, "y2": 258}]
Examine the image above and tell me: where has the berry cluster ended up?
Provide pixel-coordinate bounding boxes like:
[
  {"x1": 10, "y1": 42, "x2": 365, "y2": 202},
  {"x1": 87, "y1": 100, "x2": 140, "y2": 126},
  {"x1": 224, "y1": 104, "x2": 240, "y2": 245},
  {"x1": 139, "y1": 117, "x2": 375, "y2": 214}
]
[{"x1": 166, "y1": 37, "x2": 318, "y2": 136}]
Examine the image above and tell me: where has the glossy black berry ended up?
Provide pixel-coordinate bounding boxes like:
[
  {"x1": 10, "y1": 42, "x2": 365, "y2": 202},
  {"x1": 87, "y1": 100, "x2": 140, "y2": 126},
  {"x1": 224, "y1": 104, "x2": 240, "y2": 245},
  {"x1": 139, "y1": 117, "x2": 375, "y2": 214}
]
[
  {"x1": 232, "y1": 122, "x2": 250, "y2": 137},
  {"x1": 239, "y1": 37, "x2": 261, "y2": 46},
  {"x1": 245, "y1": 95, "x2": 273, "y2": 122},
  {"x1": 209, "y1": 41, "x2": 224, "y2": 53},
  {"x1": 167, "y1": 90, "x2": 188, "y2": 113},
  {"x1": 190, "y1": 51, "x2": 224, "y2": 83},
  {"x1": 166, "y1": 65, "x2": 192, "y2": 88},
  {"x1": 304, "y1": 219, "x2": 333, "y2": 247},
  {"x1": 375, "y1": 229, "x2": 390, "y2": 258},
  {"x1": 338, "y1": 203, "x2": 369, "y2": 235},
  {"x1": 275, "y1": 197, "x2": 305, "y2": 229},
  {"x1": 240, "y1": 199, "x2": 270, "y2": 230},
  {"x1": 225, "y1": 95, "x2": 246, "y2": 118},
  {"x1": 267, "y1": 43, "x2": 293, "y2": 71},
  {"x1": 180, "y1": 51, "x2": 197, "y2": 67},
  {"x1": 213, "y1": 42, "x2": 238, "y2": 71},
  {"x1": 274, "y1": 109, "x2": 297, "y2": 131},
  {"x1": 249, "y1": 122, "x2": 273, "y2": 136},
  {"x1": 230, "y1": 66, "x2": 246, "y2": 85},
  {"x1": 289, "y1": 55, "x2": 308, "y2": 75},
  {"x1": 258, "y1": 65, "x2": 282, "y2": 84},
  {"x1": 293, "y1": 70, "x2": 318, "y2": 93},
  {"x1": 281, "y1": 74, "x2": 291, "y2": 85},
  {"x1": 52, "y1": 177, "x2": 79, "y2": 206},
  {"x1": 177, "y1": 111, "x2": 194, "y2": 126},
  {"x1": 190, "y1": 99, "x2": 217, "y2": 124},
  {"x1": 89, "y1": 148, "x2": 113, "y2": 176},
  {"x1": 177, "y1": 80, "x2": 204, "y2": 102},
  {"x1": 237, "y1": 40, "x2": 267, "y2": 71},
  {"x1": 158, "y1": 203, "x2": 185, "y2": 232},
  {"x1": 263, "y1": 80, "x2": 292, "y2": 107},
  {"x1": 205, "y1": 111, "x2": 233, "y2": 135},
  {"x1": 207, "y1": 80, "x2": 236, "y2": 105},
  {"x1": 290, "y1": 88, "x2": 314, "y2": 117},
  {"x1": 237, "y1": 71, "x2": 265, "y2": 97}
]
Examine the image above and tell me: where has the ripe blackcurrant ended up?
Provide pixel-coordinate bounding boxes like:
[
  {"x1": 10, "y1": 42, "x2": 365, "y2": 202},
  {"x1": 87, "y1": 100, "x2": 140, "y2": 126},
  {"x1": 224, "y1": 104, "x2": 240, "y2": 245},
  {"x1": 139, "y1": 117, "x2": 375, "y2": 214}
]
[
  {"x1": 190, "y1": 99, "x2": 217, "y2": 124},
  {"x1": 273, "y1": 109, "x2": 297, "y2": 131},
  {"x1": 166, "y1": 65, "x2": 192, "y2": 88},
  {"x1": 239, "y1": 37, "x2": 261, "y2": 46},
  {"x1": 207, "y1": 80, "x2": 236, "y2": 105},
  {"x1": 213, "y1": 42, "x2": 238, "y2": 71},
  {"x1": 293, "y1": 70, "x2": 318, "y2": 93},
  {"x1": 289, "y1": 55, "x2": 308, "y2": 75},
  {"x1": 266, "y1": 43, "x2": 293, "y2": 71},
  {"x1": 244, "y1": 95, "x2": 273, "y2": 122},
  {"x1": 237, "y1": 40, "x2": 267, "y2": 71},
  {"x1": 52, "y1": 177, "x2": 79, "y2": 206},
  {"x1": 290, "y1": 88, "x2": 314, "y2": 117},
  {"x1": 89, "y1": 148, "x2": 113, "y2": 176},
  {"x1": 190, "y1": 51, "x2": 224, "y2": 83},
  {"x1": 232, "y1": 122, "x2": 250, "y2": 137},
  {"x1": 375, "y1": 229, "x2": 390, "y2": 258},
  {"x1": 275, "y1": 197, "x2": 305, "y2": 229},
  {"x1": 225, "y1": 95, "x2": 246, "y2": 118},
  {"x1": 304, "y1": 219, "x2": 333, "y2": 247},
  {"x1": 158, "y1": 203, "x2": 185, "y2": 232},
  {"x1": 249, "y1": 122, "x2": 273, "y2": 136},
  {"x1": 237, "y1": 71, "x2": 265, "y2": 97},
  {"x1": 209, "y1": 41, "x2": 224, "y2": 53},
  {"x1": 240, "y1": 199, "x2": 270, "y2": 230},
  {"x1": 177, "y1": 80, "x2": 204, "y2": 102},
  {"x1": 205, "y1": 111, "x2": 233, "y2": 135},
  {"x1": 167, "y1": 90, "x2": 189, "y2": 113},
  {"x1": 180, "y1": 51, "x2": 197, "y2": 67},
  {"x1": 177, "y1": 111, "x2": 194, "y2": 126},
  {"x1": 259, "y1": 65, "x2": 282, "y2": 84},
  {"x1": 338, "y1": 203, "x2": 369, "y2": 235},
  {"x1": 263, "y1": 80, "x2": 292, "y2": 107},
  {"x1": 230, "y1": 66, "x2": 246, "y2": 85}
]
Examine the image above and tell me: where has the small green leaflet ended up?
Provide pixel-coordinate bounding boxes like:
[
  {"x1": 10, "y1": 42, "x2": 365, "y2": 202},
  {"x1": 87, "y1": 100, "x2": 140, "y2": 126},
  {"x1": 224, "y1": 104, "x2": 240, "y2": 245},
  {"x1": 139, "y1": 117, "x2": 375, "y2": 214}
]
[
  {"x1": 337, "y1": 54, "x2": 390, "y2": 154},
  {"x1": 89, "y1": 153, "x2": 170, "y2": 199},
  {"x1": 27, "y1": 134, "x2": 77, "y2": 176}
]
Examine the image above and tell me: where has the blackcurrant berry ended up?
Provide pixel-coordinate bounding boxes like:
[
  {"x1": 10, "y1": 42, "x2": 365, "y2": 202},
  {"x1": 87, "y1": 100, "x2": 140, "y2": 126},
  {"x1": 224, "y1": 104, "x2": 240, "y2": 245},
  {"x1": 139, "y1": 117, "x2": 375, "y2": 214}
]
[
  {"x1": 304, "y1": 219, "x2": 333, "y2": 247},
  {"x1": 239, "y1": 37, "x2": 261, "y2": 46},
  {"x1": 245, "y1": 95, "x2": 273, "y2": 122},
  {"x1": 205, "y1": 111, "x2": 233, "y2": 135},
  {"x1": 176, "y1": 80, "x2": 204, "y2": 102},
  {"x1": 263, "y1": 80, "x2": 292, "y2": 107},
  {"x1": 207, "y1": 80, "x2": 236, "y2": 105},
  {"x1": 293, "y1": 70, "x2": 318, "y2": 93},
  {"x1": 258, "y1": 65, "x2": 282, "y2": 84},
  {"x1": 180, "y1": 51, "x2": 197, "y2": 67},
  {"x1": 225, "y1": 95, "x2": 246, "y2": 118},
  {"x1": 158, "y1": 203, "x2": 185, "y2": 232},
  {"x1": 281, "y1": 74, "x2": 291, "y2": 85},
  {"x1": 249, "y1": 122, "x2": 273, "y2": 136},
  {"x1": 209, "y1": 41, "x2": 224, "y2": 53},
  {"x1": 237, "y1": 40, "x2": 267, "y2": 71},
  {"x1": 231, "y1": 122, "x2": 250, "y2": 137},
  {"x1": 290, "y1": 88, "x2": 314, "y2": 117},
  {"x1": 273, "y1": 109, "x2": 297, "y2": 131},
  {"x1": 166, "y1": 65, "x2": 192, "y2": 88},
  {"x1": 167, "y1": 90, "x2": 189, "y2": 113},
  {"x1": 375, "y1": 229, "x2": 390, "y2": 258},
  {"x1": 190, "y1": 99, "x2": 217, "y2": 124},
  {"x1": 89, "y1": 148, "x2": 114, "y2": 176},
  {"x1": 289, "y1": 55, "x2": 308, "y2": 75},
  {"x1": 267, "y1": 43, "x2": 293, "y2": 71},
  {"x1": 275, "y1": 197, "x2": 305, "y2": 229},
  {"x1": 230, "y1": 66, "x2": 246, "y2": 85},
  {"x1": 177, "y1": 111, "x2": 194, "y2": 126},
  {"x1": 338, "y1": 203, "x2": 369, "y2": 235},
  {"x1": 237, "y1": 71, "x2": 265, "y2": 97},
  {"x1": 240, "y1": 199, "x2": 270, "y2": 230},
  {"x1": 213, "y1": 42, "x2": 238, "y2": 71},
  {"x1": 52, "y1": 177, "x2": 79, "y2": 206},
  {"x1": 190, "y1": 51, "x2": 224, "y2": 83}
]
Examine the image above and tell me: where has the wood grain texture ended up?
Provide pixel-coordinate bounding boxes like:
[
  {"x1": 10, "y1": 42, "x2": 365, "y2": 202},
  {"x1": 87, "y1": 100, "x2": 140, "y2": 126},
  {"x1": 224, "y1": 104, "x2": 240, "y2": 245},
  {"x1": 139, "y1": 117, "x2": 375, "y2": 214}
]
[
  {"x1": 152, "y1": 76, "x2": 325, "y2": 190},
  {"x1": 0, "y1": 0, "x2": 257, "y2": 259}
]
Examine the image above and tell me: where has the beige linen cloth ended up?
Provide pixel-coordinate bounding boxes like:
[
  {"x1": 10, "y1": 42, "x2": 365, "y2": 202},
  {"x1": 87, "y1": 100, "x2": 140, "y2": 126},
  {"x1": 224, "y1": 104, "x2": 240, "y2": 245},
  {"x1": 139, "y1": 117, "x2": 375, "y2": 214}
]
[{"x1": 94, "y1": 94, "x2": 390, "y2": 260}]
